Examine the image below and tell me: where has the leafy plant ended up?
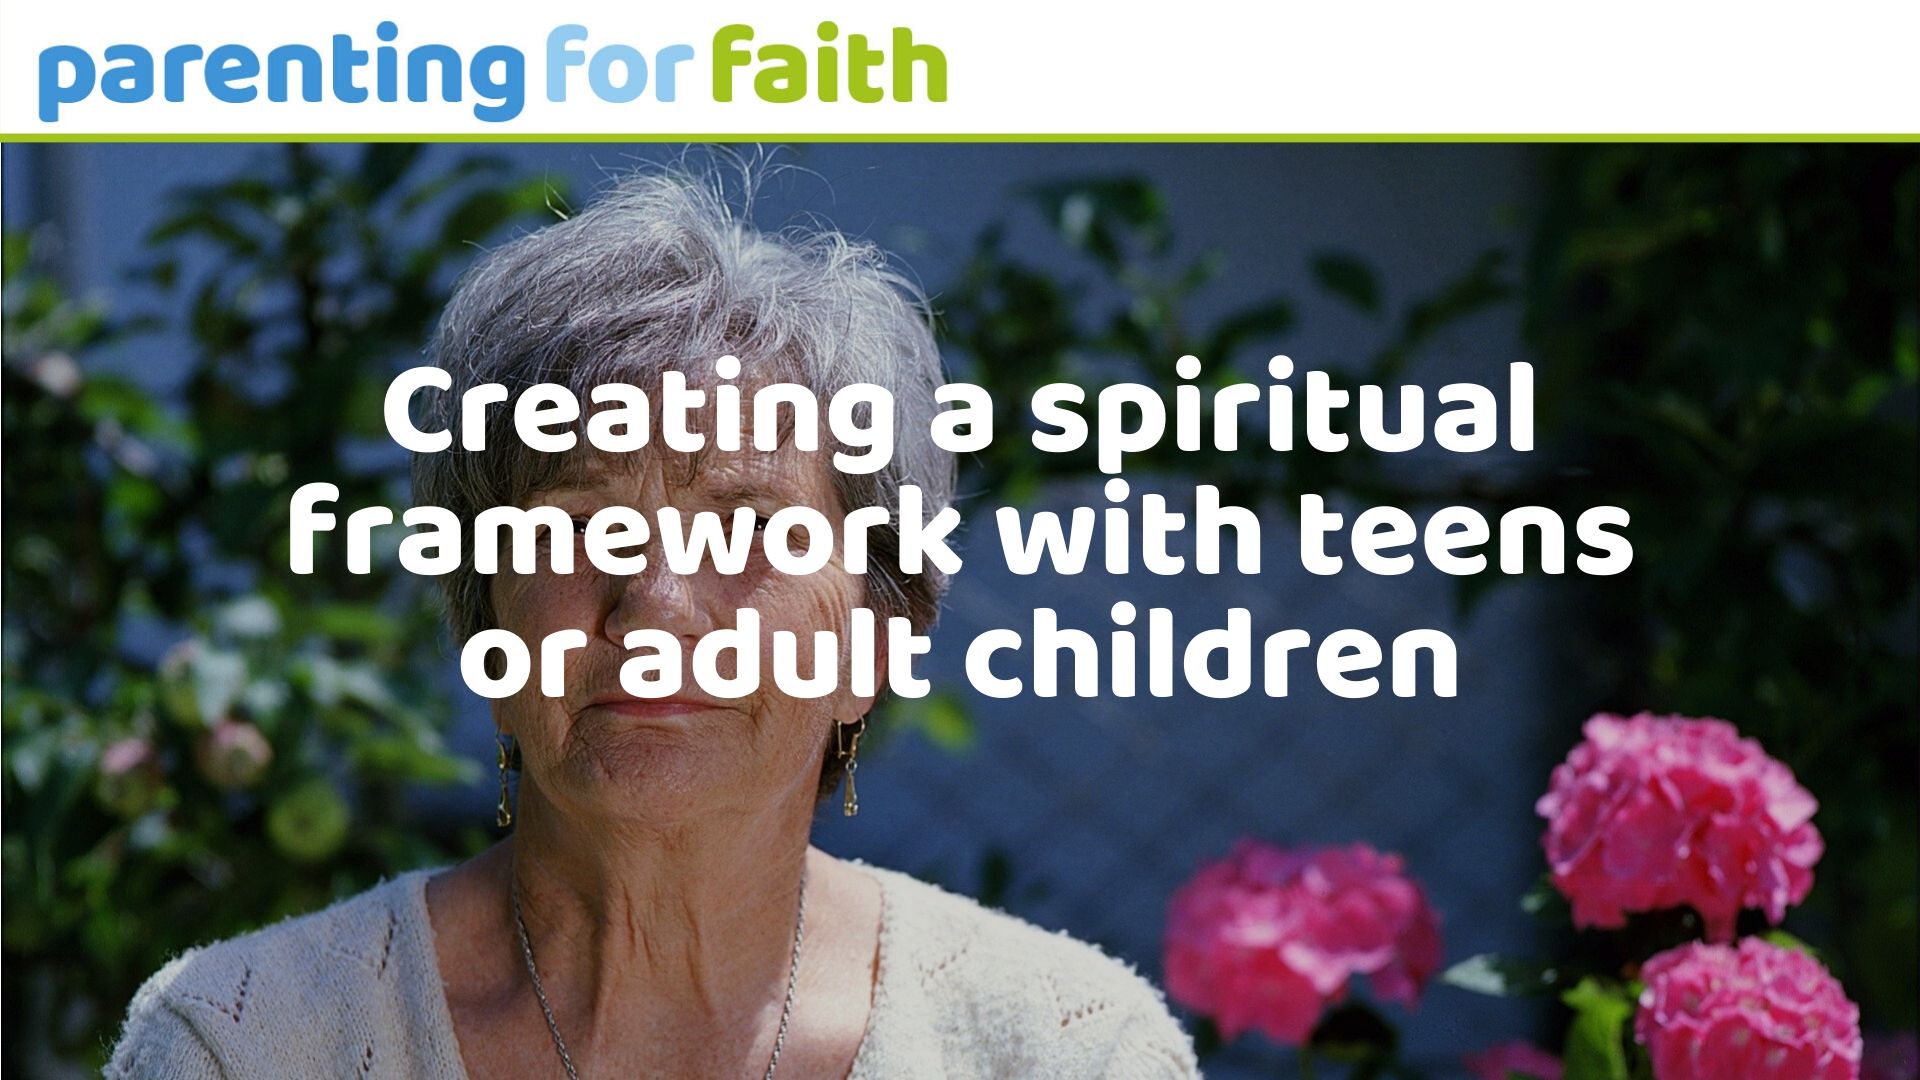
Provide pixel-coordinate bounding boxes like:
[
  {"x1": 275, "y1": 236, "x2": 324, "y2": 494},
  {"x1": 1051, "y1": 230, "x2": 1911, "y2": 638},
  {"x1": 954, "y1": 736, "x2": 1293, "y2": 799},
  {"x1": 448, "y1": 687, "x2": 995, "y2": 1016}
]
[
  {"x1": 935, "y1": 175, "x2": 1510, "y2": 511},
  {"x1": 1514, "y1": 146, "x2": 1919, "y2": 1030},
  {"x1": 1, "y1": 145, "x2": 563, "y2": 1072},
  {"x1": 1431, "y1": 146, "x2": 1919, "y2": 1076}
]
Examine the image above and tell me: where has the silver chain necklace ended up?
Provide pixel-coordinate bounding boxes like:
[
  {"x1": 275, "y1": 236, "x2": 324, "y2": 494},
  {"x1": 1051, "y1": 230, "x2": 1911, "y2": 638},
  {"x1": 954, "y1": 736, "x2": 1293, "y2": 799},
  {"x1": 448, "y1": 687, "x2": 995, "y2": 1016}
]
[{"x1": 510, "y1": 867, "x2": 808, "y2": 1080}]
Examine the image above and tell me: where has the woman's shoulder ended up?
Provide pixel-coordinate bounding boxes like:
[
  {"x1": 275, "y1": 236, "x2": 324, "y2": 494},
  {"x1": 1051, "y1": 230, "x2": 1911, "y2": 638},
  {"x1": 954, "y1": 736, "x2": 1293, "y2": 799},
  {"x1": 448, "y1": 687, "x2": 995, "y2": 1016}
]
[
  {"x1": 859, "y1": 863, "x2": 1200, "y2": 1080},
  {"x1": 105, "y1": 867, "x2": 460, "y2": 1080}
]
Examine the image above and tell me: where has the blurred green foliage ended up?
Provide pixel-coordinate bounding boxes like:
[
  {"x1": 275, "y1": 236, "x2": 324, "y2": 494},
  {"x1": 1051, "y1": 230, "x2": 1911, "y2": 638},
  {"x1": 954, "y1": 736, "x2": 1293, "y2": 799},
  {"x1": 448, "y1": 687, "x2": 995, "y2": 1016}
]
[
  {"x1": 935, "y1": 175, "x2": 1510, "y2": 510},
  {"x1": 1518, "y1": 146, "x2": 1918, "y2": 1031},
  {"x1": 1446, "y1": 146, "x2": 1916, "y2": 1079},
  {"x1": 2, "y1": 144, "x2": 563, "y2": 1071}
]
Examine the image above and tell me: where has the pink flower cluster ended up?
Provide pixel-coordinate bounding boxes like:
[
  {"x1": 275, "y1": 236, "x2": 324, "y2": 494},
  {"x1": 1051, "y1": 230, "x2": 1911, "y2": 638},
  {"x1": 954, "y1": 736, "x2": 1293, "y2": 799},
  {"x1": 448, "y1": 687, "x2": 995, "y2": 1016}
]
[
  {"x1": 1636, "y1": 938, "x2": 1862, "y2": 1080},
  {"x1": 1163, "y1": 840, "x2": 1442, "y2": 1045},
  {"x1": 1536, "y1": 712, "x2": 1822, "y2": 940}
]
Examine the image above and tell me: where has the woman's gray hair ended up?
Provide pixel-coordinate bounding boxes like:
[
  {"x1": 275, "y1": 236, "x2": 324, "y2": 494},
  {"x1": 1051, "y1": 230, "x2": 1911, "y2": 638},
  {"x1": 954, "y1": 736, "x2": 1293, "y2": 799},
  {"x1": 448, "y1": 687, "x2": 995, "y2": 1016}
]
[{"x1": 413, "y1": 168, "x2": 955, "y2": 657}]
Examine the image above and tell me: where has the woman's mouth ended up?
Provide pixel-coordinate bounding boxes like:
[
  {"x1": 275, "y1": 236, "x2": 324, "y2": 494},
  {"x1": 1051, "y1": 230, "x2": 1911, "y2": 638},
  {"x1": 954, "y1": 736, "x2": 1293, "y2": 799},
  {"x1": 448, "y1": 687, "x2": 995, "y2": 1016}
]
[{"x1": 584, "y1": 694, "x2": 727, "y2": 719}]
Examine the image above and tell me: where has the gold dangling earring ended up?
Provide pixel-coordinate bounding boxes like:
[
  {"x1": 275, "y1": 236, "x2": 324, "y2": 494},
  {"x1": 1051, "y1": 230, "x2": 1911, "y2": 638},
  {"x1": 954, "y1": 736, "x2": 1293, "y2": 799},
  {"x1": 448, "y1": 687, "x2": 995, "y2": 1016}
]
[
  {"x1": 495, "y1": 733, "x2": 515, "y2": 828},
  {"x1": 837, "y1": 718, "x2": 866, "y2": 817}
]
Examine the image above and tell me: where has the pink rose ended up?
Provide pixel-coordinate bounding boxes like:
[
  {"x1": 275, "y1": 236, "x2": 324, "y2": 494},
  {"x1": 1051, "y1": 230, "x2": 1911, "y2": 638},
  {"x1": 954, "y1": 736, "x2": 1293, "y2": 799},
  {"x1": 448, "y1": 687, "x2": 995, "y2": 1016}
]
[
  {"x1": 1464, "y1": 1041, "x2": 1563, "y2": 1080},
  {"x1": 1162, "y1": 840, "x2": 1442, "y2": 1045},
  {"x1": 1637, "y1": 938, "x2": 1861, "y2": 1080},
  {"x1": 1536, "y1": 712, "x2": 1821, "y2": 941}
]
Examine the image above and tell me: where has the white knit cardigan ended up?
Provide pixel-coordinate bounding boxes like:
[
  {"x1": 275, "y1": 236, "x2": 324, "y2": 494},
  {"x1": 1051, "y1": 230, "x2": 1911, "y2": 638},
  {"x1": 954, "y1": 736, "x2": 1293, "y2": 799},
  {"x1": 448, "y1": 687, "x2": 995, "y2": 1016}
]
[{"x1": 105, "y1": 863, "x2": 1201, "y2": 1079}]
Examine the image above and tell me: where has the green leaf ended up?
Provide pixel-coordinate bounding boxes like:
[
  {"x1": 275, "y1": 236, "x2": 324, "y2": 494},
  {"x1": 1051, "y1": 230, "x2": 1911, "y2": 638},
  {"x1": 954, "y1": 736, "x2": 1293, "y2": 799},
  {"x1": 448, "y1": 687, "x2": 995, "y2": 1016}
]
[
  {"x1": 146, "y1": 206, "x2": 263, "y2": 257},
  {"x1": 348, "y1": 733, "x2": 472, "y2": 785},
  {"x1": 103, "y1": 474, "x2": 163, "y2": 524},
  {"x1": 1521, "y1": 875, "x2": 1570, "y2": 919},
  {"x1": 437, "y1": 178, "x2": 557, "y2": 251},
  {"x1": 1203, "y1": 299, "x2": 1296, "y2": 364},
  {"x1": 1025, "y1": 177, "x2": 1169, "y2": 269},
  {"x1": 1760, "y1": 929, "x2": 1820, "y2": 960},
  {"x1": 2, "y1": 230, "x2": 29, "y2": 277},
  {"x1": 1311, "y1": 252, "x2": 1383, "y2": 315},
  {"x1": 1560, "y1": 977, "x2": 1635, "y2": 1080},
  {"x1": 895, "y1": 691, "x2": 974, "y2": 753},
  {"x1": 1895, "y1": 317, "x2": 1918, "y2": 381},
  {"x1": 1370, "y1": 247, "x2": 1511, "y2": 380},
  {"x1": 1442, "y1": 953, "x2": 1561, "y2": 997},
  {"x1": 396, "y1": 154, "x2": 513, "y2": 214},
  {"x1": 76, "y1": 375, "x2": 171, "y2": 434},
  {"x1": 309, "y1": 604, "x2": 402, "y2": 648}
]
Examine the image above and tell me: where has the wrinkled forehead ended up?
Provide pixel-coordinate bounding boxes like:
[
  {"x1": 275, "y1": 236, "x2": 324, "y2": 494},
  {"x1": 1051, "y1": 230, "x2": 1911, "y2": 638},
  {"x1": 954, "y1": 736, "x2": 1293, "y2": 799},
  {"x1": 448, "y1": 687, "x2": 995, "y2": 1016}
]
[
  {"x1": 536, "y1": 387, "x2": 837, "y2": 505},
  {"x1": 538, "y1": 438, "x2": 836, "y2": 507},
  {"x1": 497, "y1": 351, "x2": 858, "y2": 504}
]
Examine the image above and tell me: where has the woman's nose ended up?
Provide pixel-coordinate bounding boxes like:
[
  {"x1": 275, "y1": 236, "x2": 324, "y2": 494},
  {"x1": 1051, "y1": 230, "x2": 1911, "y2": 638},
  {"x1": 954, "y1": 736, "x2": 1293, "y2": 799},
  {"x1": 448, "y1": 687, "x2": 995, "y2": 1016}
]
[{"x1": 600, "y1": 558, "x2": 711, "y2": 648}]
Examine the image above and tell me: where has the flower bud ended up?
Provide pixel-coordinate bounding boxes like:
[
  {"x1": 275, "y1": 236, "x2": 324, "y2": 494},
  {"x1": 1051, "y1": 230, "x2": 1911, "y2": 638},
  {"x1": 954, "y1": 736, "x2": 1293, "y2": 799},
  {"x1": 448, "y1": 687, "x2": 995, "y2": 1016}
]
[
  {"x1": 266, "y1": 779, "x2": 350, "y2": 863},
  {"x1": 195, "y1": 719, "x2": 273, "y2": 789},
  {"x1": 95, "y1": 737, "x2": 164, "y2": 818}
]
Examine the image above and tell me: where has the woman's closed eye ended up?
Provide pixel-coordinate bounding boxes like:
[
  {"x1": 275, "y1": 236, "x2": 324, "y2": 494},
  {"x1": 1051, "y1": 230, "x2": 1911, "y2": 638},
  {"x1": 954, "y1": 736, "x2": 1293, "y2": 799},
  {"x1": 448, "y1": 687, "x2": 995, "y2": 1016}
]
[
  {"x1": 531, "y1": 514, "x2": 597, "y2": 552},
  {"x1": 523, "y1": 506, "x2": 787, "y2": 573}
]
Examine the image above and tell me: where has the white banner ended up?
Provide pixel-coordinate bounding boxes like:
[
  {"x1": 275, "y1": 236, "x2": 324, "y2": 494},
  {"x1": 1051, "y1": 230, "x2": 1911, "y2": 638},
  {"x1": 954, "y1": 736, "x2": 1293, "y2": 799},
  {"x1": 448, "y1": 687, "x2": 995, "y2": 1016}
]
[{"x1": 3, "y1": 0, "x2": 1917, "y2": 137}]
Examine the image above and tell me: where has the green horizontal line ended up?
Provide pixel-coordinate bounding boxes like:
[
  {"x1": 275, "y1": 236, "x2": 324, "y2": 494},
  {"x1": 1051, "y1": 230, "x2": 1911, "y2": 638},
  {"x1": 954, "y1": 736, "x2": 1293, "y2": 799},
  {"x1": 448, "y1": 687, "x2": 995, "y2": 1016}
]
[{"x1": 5, "y1": 132, "x2": 1920, "y2": 144}]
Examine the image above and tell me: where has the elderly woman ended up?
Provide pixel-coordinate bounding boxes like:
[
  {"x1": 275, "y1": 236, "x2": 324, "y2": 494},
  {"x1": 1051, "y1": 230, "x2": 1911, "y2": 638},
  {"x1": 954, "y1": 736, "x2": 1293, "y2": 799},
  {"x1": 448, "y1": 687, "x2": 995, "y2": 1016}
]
[{"x1": 107, "y1": 172, "x2": 1199, "y2": 1080}]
